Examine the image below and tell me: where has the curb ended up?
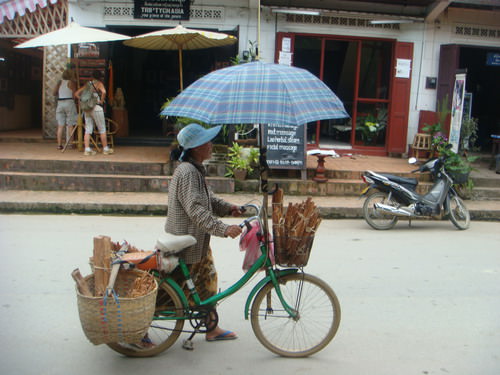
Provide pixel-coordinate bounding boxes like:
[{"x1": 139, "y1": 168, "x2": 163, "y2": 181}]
[{"x1": 1, "y1": 201, "x2": 499, "y2": 221}]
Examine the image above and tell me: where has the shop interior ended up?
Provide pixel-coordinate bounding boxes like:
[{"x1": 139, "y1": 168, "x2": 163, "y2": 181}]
[{"x1": 459, "y1": 46, "x2": 500, "y2": 150}]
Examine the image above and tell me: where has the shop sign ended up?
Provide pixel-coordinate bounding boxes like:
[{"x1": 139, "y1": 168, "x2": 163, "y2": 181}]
[
  {"x1": 263, "y1": 124, "x2": 306, "y2": 170},
  {"x1": 134, "y1": 0, "x2": 190, "y2": 20},
  {"x1": 486, "y1": 52, "x2": 500, "y2": 66}
]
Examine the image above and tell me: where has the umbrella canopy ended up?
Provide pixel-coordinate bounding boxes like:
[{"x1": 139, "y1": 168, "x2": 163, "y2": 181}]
[
  {"x1": 161, "y1": 61, "x2": 349, "y2": 126},
  {"x1": 123, "y1": 25, "x2": 237, "y2": 91},
  {"x1": 14, "y1": 22, "x2": 131, "y2": 48}
]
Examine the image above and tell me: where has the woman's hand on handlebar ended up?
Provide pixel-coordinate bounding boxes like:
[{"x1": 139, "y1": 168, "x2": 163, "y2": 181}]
[{"x1": 225, "y1": 225, "x2": 242, "y2": 238}]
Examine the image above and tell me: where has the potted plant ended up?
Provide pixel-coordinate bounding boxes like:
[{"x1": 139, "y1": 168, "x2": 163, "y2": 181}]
[
  {"x1": 225, "y1": 142, "x2": 259, "y2": 180},
  {"x1": 433, "y1": 136, "x2": 477, "y2": 198},
  {"x1": 357, "y1": 113, "x2": 386, "y2": 145}
]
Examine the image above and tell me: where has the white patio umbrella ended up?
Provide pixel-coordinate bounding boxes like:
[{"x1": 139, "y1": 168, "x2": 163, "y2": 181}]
[
  {"x1": 15, "y1": 22, "x2": 130, "y2": 151},
  {"x1": 14, "y1": 22, "x2": 131, "y2": 48},
  {"x1": 123, "y1": 25, "x2": 237, "y2": 91}
]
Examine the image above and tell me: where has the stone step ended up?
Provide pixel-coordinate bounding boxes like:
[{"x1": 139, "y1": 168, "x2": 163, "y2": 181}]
[
  {"x1": 0, "y1": 158, "x2": 166, "y2": 176},
  {"x1": 0, "y1": 171, "x2": 234, "y2": 194}
]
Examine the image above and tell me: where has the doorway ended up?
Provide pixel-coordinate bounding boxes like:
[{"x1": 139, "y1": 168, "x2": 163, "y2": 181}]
[
  {"x1": 293, "y1": 35, "x2": 393, "y2": 151},
  {"x1": 108, "y1": 26, "x2": 238, "y2": 138}
]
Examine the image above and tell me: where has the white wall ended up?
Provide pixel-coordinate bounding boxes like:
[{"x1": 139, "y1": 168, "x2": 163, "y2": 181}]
[{"x1": 67, "y1": 1, "x2": 500, "y2": 150}]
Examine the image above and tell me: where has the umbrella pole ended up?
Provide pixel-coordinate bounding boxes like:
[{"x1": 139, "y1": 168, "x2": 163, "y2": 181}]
[
  {"x1": 258, "y1": 123, "x2": 270, "y2": 241},
  {"x1": 178, "y1": 47, "x2": 183, "y2": 91}
]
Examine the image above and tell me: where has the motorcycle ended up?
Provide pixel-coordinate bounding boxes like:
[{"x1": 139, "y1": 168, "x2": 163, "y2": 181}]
[{"x1": 360, "y1": 147, "x2": 470, "y2": 230}]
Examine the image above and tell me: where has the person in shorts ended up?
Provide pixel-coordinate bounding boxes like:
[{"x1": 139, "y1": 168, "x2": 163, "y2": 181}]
[
  {"x1": 53, "y1": 69, "x2": 77, "y2": 150},
  {"x1": 75, "y1": 70, "x2": 114, "y2": 156}
]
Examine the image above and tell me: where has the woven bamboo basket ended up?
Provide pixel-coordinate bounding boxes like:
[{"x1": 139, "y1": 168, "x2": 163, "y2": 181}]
[
  {"x1": 273, "y1": 233, "x2": 315, "y2": 267},
  {"x1": 76, "y1": 269, "x2": 157, "y2": 345}
]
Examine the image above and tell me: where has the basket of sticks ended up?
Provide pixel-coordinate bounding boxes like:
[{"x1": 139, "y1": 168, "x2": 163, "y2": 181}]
[
  {"x1": 73, "y1": 236, "x2": 158, "y2": 345},
  {"x1": 75, "y1": 269, "x2": 157, "y2": 345},
  {"x1": 272, "y1": 188, "x2": 322, "y2": 267}
]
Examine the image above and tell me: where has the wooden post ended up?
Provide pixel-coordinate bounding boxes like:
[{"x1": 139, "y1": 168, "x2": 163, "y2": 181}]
[{"x1": 93, "y1": 235, "x2": 112, "y2": 296}]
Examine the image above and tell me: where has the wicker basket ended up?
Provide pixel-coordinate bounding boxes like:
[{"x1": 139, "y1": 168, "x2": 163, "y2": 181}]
[
  {"x1": 76, "y1": 269, "x2": 157, "y2": 345},
  {"x1": 273, "y1": 234, "x2": 315, "y2": 267}
]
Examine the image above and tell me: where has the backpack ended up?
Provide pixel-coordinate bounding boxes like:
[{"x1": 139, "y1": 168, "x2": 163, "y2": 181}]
[{"x1": 79, "y1": 81, "x2": 99, "y2": 112}]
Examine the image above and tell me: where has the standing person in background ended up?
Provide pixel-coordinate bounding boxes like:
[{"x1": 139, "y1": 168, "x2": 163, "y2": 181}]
[
  {"x1": 75, "y1": 70, "x2": 114, "y2": 156},
  {"x1": 53, "y1": 69, "x2": 77, "y2": 150}
]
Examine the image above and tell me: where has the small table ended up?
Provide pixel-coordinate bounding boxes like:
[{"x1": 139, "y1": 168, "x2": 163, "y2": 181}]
[
  {"x1": 308, "y1": 149, "x2": 339, "y2": 183},
  {"x1": 312, "y1": 154, "x2": 329, "y2": 183}
]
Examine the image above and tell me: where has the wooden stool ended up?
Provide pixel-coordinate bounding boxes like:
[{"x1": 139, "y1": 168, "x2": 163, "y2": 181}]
[{"x1": 412, "y1": 133, "x2": 432, "y2": 159}]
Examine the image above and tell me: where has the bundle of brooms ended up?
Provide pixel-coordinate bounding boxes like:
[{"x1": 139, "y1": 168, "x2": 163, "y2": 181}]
[{"x1": 272, "y1": 188, "x2": 321, "y2": 267}]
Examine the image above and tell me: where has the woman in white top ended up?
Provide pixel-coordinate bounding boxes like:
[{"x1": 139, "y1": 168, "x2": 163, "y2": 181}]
[{"x1": 53, "y1": 69, "x2": 77, "y2": 150}]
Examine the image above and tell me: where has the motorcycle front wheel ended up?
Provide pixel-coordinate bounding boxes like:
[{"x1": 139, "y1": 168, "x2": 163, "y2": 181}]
[
  {"x1": 448, "y1": 195, "x2": 470, "y2": 230},
  {"x1": 363, "y1": 191, "x2": 399, "y2": 230}
]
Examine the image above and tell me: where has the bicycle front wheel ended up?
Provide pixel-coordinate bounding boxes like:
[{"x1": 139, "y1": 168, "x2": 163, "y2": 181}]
[
  {"x1": 107, "y1": 279, "x2": 185, "y2": 357},
  {"x1": 250, "y1": 273, "x2": 340, "y2": 357}
]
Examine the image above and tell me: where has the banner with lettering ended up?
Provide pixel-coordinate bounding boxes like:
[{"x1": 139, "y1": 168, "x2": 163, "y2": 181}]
[{"x1": 134, "y1": 0, "x2": 190, "y2": 20}]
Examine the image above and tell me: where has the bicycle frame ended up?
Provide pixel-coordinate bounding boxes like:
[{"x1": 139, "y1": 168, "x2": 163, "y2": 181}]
[{"x1": 153, "y1": 204, "x2": 300, "y2": 325}]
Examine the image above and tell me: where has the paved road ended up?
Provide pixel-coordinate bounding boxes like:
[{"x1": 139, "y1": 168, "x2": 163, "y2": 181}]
[{"x1": 0, "y1": 215, "x2": 499, "y2": 375}]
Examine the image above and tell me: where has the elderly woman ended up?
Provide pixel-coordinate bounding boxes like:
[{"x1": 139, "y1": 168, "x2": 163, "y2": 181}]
[{"x1": 166, "y1": 123, "x2": 242, "y2": 342}]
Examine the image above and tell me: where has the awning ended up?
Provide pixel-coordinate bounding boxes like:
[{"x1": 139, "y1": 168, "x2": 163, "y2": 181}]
[{"x1": 0, "y1": 0, "x2": 58, "y2": 23}]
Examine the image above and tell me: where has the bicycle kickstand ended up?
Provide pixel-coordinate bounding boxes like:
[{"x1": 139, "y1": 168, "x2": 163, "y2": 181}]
[{"x1": 182, "y1": 328, "x2": 200, "y2": 351}]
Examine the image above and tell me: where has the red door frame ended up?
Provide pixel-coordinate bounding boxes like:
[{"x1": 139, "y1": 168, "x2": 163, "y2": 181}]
[{"x1": 275, "y1": 32, "x2": 413, "y2": 156}]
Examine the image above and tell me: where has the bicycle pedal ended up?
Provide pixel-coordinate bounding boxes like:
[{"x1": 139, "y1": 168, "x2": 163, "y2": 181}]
[{"x1": 182, "y1": 339, "x2": 194, "y2": 351}]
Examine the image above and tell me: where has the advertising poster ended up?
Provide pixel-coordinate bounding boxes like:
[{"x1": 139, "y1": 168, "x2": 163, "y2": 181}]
[
  {"x1": 449, "y1": 73, "x2": 466, "y2": 153},
  {"x1": 263, "y1": 124, "x2": 306, "y2": 169}
]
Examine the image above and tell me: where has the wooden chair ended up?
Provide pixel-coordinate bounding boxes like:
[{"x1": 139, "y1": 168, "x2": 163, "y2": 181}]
[{"x1": 92, "y1": 118, "x2": 119, "y2": 151}]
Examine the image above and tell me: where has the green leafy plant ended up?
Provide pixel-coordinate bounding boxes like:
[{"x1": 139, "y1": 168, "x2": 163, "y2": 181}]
[
  {"x1": 357, "y1": 113, "x2": 386, "y2": 145},
  {"x1": 434, "y1": 136, "x2": 477, "y2": 192},
  {"x1": 225, "y1": 142, "x2": 259, "y2": 178}
]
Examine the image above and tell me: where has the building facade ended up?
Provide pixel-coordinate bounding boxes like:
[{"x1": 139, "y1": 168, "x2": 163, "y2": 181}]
[{"x1": 1, "y1": 0, "x2": 499, "y2": 155}]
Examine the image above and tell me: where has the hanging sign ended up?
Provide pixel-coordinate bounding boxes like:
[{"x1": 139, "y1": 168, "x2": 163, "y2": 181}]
[
  {"x1": 134, "y1": 0, "x2": 190, "y2": 20},
  {"x1": 263, "y1": 124, "x2": 306, "y2": 169},
  {"x1": 486, "y1": 52, "x2": 500, "y2": 66},
  {"x1": 449, "y1": 72, "x2": 466, "y2": 153}
]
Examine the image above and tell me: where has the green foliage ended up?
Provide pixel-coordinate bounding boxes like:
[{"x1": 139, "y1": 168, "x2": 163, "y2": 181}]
[
  {"x1": 435, "y1": 138, "x2": 478, "y2": 189},
  {"x1": 225, "y1": 142, "x2": 259, "y2": 178},
  {"x1": 357, "y1": 113, "x2": 386, "y2": 145}
]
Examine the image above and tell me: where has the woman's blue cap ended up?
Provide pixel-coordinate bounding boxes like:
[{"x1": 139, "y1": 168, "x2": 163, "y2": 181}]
[{"x1": 177, "y1": 123, "x2": 222, "y2": 160}]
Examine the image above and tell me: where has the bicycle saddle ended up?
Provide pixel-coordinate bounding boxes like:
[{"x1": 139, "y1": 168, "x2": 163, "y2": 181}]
[{"x1": 155, "y1": 233, "x2": 197, "y2": 255}]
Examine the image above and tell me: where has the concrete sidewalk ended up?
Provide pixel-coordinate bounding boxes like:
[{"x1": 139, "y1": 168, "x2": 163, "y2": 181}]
[{"x1": 1, "y1": 190, "x2": 499, "y2": 221}]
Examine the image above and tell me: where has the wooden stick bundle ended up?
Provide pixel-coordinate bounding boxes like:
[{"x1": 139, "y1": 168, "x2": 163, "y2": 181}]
[{"x1": 271, "y1": 189, "x2": 322, "y2": 266}]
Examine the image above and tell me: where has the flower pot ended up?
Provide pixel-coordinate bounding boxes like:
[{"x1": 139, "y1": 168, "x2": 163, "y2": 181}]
[{"x1": 233, "y1": 168, "x2": 247, "y2": 180}]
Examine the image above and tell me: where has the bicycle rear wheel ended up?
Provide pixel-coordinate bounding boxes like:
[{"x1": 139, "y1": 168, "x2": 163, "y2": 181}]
[
  {"x1": 250, "y1": 273, "x2": 340, "y2": 357},
  {"x1": 107, "y1": 280, "x2": 185, "y2": 357}
]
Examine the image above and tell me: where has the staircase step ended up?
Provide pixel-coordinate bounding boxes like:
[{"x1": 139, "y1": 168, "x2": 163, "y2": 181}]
[
  {"x1": 0, "y1": 158, "x2": 166, "y2": 176},
  {"x1": 0, "y1": 172, "x2": 234, "y2": 194}
]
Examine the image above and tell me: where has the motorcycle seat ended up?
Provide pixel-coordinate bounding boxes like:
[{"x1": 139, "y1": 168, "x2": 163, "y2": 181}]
[{"x1": 380, "y1": 173, "x2": 418, "y2": 187}]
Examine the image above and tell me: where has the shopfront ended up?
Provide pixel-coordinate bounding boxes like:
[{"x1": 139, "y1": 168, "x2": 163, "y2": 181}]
[{"x1": 276, "y1": 32, "x2": 412, "y2": 155}]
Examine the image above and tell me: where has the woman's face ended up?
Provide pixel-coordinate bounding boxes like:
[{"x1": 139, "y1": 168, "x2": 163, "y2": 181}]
[{"x1": 191, "y1": 141, "x2": 212, "y2": 162}]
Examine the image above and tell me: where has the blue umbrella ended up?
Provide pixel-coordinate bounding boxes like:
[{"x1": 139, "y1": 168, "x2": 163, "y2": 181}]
[{"x1": 161, "y1": 61, "x2": 348, "y2": 126}]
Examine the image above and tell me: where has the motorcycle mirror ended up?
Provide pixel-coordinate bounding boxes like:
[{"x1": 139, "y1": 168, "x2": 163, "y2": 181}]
[{"x1": 408, "y1": 157, "x2": 417, "y2": 165}]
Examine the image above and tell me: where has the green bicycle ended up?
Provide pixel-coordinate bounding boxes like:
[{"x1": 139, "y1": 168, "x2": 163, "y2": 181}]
[{"x1": 108, "y1": 203, "x2": 341, "y2": 358}]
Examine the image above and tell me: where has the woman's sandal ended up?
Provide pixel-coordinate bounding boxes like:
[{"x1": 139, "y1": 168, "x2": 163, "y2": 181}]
[{"x1": 206, "y1": 330, "x2": 237, "y2": 342}]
